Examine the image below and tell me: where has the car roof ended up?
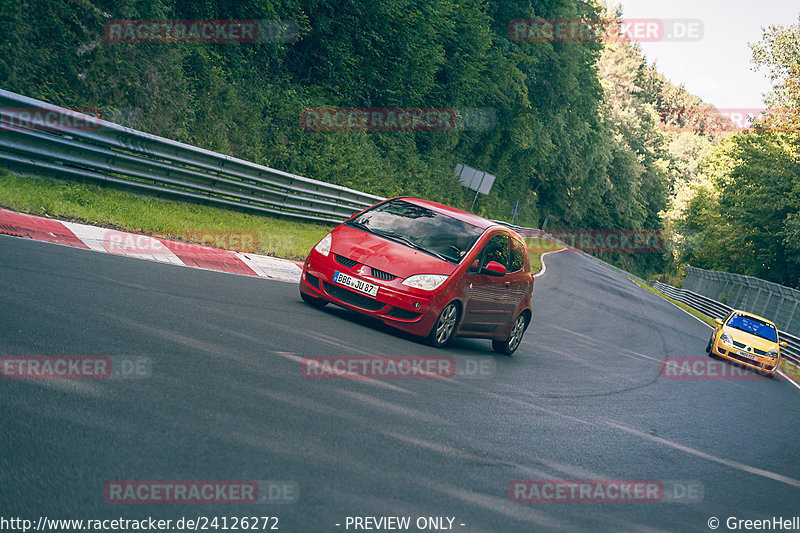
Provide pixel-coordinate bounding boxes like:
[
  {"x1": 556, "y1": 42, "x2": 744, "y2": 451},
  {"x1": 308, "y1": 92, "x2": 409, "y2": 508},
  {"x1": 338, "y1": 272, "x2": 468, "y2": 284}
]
[
  {"x1": 393, "y1": 197, "x2": 501, "y2": 230},
  {"x1": 728, "y1": 309, "x2": 776, "y2": 326}
]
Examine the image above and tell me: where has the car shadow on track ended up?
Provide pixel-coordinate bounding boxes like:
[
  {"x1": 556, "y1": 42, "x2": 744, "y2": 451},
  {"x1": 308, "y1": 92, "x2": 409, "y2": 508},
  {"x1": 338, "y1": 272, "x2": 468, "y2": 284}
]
[{"x1": 295, "y1": 299, "x2": 506, "y2": 356}]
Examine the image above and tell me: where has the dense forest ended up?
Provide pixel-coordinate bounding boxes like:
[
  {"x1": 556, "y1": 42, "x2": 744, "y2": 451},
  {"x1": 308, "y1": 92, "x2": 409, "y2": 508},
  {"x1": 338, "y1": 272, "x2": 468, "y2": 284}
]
[{"x1": 0, "y1": 1, "x2": 798, "y2": 284}]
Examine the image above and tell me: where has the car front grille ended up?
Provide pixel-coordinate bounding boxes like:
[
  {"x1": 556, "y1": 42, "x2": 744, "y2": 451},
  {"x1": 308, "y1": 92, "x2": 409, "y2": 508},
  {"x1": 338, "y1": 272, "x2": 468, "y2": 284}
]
[
  {"x1": 369, "y1": 267, "x2": 396, "y2": 281},
  {"x1": 334, "y1": 254, "x2": 359, "y2": 268},
  {"x1": 731, "y1": 340, "x2": 768, "y2": 356},
  {"x1": 334, "y1": 254, "x2": 396, "y2": 280},
  {"x1": 322, "y1": 281, "x2": 384, "y2": 311}
]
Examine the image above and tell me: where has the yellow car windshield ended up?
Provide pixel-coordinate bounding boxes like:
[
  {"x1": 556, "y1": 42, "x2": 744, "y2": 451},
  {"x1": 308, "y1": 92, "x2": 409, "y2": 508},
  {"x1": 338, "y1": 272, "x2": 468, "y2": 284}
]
[{"x1": 727, "y1": 315, "x2": 778, "y2": 343}]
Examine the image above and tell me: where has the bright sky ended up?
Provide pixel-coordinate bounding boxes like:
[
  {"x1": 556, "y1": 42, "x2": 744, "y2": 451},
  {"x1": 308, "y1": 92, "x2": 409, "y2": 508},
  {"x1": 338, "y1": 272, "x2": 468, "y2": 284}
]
[{"x1": 619, "y1": 0, "x2": 799, "y2": 108}]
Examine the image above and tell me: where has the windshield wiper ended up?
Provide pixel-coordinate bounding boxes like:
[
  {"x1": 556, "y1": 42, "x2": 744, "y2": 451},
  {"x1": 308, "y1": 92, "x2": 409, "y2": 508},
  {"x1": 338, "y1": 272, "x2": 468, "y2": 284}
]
[
  {"x1": 369, "y1": 229, "x2": 452, "y2": 262},
  {"x1": 347, "y1": 219, "x2": 370, "y2": 230}
]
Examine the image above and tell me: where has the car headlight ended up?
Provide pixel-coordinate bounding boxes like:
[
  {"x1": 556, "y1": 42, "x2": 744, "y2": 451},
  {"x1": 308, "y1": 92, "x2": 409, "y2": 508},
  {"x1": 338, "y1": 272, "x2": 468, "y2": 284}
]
[
  {"x1": 719, "y1": 332, "x2": 733, "y2": 346},
  {"x1": 767, "y1": 349, "x2": 780, "y2": 359},
  {"x1": 402, "y1": 274, "x2": 448, "y2": 291},
  {"x1": 314, "y1": 232, "x2": 332, "y2": 257}
]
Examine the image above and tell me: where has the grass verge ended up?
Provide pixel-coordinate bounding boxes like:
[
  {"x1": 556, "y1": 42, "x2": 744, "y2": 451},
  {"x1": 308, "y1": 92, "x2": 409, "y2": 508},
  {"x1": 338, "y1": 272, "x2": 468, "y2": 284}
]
[
  {"x1": 631, "y1": 278, "x2": 800, "y2": 384},
  {"x1": 2, "y1": 172, "x2": 560, "y2": 274},
  {"x1": 0, "y1": 172, "x2": 332, "y2": 260}
]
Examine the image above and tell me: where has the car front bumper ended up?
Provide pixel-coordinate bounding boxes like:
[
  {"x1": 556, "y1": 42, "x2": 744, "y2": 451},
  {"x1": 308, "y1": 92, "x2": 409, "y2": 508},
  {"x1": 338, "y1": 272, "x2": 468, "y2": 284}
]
[
  {"x1": 711, "y1": 340, "x2": 778, "y2": 374},
  {"x1": 298, "y1": 251, "x2": 447, "y2": 338}
]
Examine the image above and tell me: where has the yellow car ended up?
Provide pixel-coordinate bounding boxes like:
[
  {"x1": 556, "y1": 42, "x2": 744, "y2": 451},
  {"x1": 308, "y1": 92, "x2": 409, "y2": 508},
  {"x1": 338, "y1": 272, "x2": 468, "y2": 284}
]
[{"x1": 706, "y1": 310, "x2": 787, "y2": 378}]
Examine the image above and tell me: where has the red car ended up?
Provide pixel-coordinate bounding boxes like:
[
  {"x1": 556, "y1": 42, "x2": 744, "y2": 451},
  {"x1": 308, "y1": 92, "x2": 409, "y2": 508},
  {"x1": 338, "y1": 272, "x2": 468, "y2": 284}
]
[{"x1": 299, "y1": 197, "x2": 534, "y2": 354}]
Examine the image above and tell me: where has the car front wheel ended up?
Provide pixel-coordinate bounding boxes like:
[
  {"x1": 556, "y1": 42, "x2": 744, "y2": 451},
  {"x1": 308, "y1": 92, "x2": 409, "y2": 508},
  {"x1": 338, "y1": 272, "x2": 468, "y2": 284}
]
[
  {"x1": 429, "y1": 302, "x2": 459, "y2": 348},
  {"x1": 493, "y1": 313, "x2": 527, "y2": 355}
]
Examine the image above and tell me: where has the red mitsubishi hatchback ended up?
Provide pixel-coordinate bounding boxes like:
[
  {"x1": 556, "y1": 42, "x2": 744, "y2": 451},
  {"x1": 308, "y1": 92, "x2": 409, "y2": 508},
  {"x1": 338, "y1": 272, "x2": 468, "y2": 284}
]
[{"x1": 299, "y1": 197, "x2": 534, "y2": 354}]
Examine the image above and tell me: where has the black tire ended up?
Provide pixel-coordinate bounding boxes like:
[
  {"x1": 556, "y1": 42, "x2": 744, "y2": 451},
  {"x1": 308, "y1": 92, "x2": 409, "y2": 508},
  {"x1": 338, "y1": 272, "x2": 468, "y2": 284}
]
[
  {"x1": 493, "y1": 313, "x2": 528, "y2": 355},
  {"x1": 301, "y1": 291, "x2": 328, "y2": 308},
  {"x1": 428, "y1": 302, "x2": 459, "y2": 348},
  {"x1": 706, "y1": 334, "x2": 714, "y2": 354}
]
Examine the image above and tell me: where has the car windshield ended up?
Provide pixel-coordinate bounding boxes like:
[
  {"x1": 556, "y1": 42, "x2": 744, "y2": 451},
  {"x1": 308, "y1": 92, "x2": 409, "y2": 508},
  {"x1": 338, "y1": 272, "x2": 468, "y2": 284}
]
[
  {"x1": 346, "y1": 199, "x2": 485, "y2": 263},
  {"x1": 727, "y1": 314, "x2": 778, "y2": 343}
]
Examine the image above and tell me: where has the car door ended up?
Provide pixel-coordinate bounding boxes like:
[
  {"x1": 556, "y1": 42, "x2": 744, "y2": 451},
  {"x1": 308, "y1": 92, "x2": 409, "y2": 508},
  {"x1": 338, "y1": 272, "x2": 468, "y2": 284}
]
[
  {"x1": 504, "y1": 234, "x2": 531, "y2": 323},
  {"x1": 460, "y1": 232, "x2": 514, "y2": 333}
]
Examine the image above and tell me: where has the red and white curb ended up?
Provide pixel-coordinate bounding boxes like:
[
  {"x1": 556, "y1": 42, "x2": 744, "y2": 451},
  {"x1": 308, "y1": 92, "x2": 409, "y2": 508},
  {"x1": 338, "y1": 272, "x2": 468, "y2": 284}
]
[{"x1": 0, "y1": 208, "x2": 302, "y2": 283}]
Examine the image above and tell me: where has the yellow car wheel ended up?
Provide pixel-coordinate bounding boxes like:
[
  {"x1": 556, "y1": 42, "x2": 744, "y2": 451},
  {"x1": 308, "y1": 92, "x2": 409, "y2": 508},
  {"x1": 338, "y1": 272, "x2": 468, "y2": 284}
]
[{"x1": 706, "y1": 333, "x2": 718, "y2": 358}]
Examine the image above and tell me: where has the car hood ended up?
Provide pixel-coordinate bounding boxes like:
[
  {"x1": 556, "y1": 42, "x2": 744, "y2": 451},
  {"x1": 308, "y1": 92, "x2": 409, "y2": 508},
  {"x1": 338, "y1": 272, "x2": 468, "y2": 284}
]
[
  {"x1": 723, "y1": 326, "x2": 778, "y2": 352},
  {"x1": 330, "y1": 225, "x2": 457, "y2": 278}
]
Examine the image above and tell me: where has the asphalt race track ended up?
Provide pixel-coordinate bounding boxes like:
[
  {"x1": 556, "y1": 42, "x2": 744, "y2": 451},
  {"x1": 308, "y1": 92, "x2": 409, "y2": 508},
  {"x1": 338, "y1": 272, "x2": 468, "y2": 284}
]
[{"x1": 2, "y1": 234, "x2": 799, "y2": 532}]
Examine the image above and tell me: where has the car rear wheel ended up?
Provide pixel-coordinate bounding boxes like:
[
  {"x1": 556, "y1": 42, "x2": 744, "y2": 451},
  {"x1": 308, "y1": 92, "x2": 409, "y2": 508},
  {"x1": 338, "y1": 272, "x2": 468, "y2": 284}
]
[
  {"x1": 301, "y1": 291, "x2": 328, "y2": 308},
  {"x1": 429, "y1": 302, "x2": 459, "y2": 348},
  {"x1": 493, "y1": 313, "x2": 527, "y2": 355}
]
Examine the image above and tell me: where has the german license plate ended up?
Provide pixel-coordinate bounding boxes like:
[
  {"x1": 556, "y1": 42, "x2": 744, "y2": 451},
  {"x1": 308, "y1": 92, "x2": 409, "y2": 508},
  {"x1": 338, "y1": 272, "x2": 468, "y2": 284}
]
[
  {"x1": 737, "y1": 350, "x2": 757, "y2": 360},
  {"x1": 333, "y1": 271, "x2": 379, "y2": 297}
]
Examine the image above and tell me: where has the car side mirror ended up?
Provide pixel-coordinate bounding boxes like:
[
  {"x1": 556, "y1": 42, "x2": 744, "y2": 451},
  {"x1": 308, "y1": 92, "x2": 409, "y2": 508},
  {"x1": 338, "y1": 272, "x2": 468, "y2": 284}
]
[
  {"x1": 780, "y1": 341, "x2": 788, "y2": 347},
  {"x1": 482, "y1": 261, "x2": 506, "y2": 277},
  {"x1": 714, "y1": 318, "x2": 723, "y2": 326}
]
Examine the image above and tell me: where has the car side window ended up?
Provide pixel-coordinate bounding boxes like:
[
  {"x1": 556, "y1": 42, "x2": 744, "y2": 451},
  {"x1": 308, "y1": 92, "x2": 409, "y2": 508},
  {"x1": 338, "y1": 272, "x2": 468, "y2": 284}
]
[
  {"x1": 480, "y1": 234, "x2": 509, "y2": 270},
  {"x1": 510, "y1": 238, "x2": 525, "y2": 272}
]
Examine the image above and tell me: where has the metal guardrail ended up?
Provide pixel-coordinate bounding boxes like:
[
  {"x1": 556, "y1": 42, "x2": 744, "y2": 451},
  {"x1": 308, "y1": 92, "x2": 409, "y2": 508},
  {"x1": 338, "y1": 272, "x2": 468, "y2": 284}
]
[
  {"x1": 683, "y1": 265, "x2": 800, "y2": 336},
  {"x1": 0, "y1": 89, "x2": 385, "y2": 224},
  {"x1": 653, "y1": 281, "x2": 732, "y2": 319},
  {"x1": 653, "y1": 281, "x2": 800, "y2": 367}
]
